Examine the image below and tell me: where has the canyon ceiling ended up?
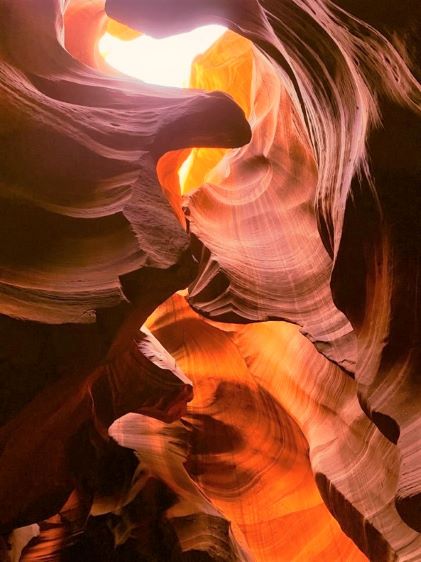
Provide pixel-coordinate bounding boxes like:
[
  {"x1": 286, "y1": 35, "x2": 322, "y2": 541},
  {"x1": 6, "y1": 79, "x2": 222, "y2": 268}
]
[{"x1": 0, "y1": 0, "x2": 420, "y2": 560}]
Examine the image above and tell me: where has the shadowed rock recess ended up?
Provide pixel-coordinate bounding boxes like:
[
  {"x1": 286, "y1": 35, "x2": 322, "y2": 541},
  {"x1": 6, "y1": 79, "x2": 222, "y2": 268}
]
[{"x1": 0, "y1": 0, "x2": 419, "y2": 560}]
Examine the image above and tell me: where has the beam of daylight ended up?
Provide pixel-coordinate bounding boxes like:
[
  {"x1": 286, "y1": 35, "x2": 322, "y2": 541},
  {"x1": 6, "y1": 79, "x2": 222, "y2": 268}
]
[{"x1": 99, "y1": 25, "x2": 227, "y2": 88}]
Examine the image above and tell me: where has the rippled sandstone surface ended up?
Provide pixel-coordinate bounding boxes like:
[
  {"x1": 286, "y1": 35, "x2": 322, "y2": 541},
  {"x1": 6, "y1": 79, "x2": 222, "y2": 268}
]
[{"x1": 0, "y1": 0, "x2": 420, "y2": 560}]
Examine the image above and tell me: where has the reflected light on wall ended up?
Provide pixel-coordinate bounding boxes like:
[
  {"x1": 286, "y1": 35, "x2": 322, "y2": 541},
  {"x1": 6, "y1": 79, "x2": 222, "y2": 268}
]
[{"x1": 98, "y1": 25, "x2": 227, "y2": 88}]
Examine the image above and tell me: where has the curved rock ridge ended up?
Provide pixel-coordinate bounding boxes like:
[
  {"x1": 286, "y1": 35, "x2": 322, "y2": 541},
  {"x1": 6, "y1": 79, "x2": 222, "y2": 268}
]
[
  {"x1": 107, "y1": 0, "x2": 421, "y2": 534},
  {"x1": 184, "y1": 31, "x2": 356, "y2": 372}
]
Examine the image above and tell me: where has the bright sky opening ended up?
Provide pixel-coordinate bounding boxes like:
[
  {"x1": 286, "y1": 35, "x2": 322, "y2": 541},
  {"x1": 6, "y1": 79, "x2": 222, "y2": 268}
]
[{"x1": 98, "y1": 25, "x2": 227, "y2": 88}]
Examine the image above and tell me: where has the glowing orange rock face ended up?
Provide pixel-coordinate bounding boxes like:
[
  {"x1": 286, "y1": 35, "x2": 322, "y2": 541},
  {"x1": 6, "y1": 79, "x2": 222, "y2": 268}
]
[{"x1": 145, "y1": 295, "x2": 368, "y2": 562}]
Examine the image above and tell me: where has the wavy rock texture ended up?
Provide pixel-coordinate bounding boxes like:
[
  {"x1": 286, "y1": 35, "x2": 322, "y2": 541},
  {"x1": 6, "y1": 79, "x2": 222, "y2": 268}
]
[
  {"x1": 1, "y1": 0, "x2": 420, "y2": 560},
  {"x1": 184, "y1": 30, "x2": 357, "y2": 372},
  {"x1": 142, "y1": 293, "x2": 420, "y2": 561},
  {"x1": 0, "y1": 0, "x2": 249, "y2": 547}
]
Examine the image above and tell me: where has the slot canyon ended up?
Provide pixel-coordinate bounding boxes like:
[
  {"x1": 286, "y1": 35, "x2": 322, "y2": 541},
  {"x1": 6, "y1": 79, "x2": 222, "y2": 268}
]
[{"x1": 0, "y1": 0, "x2": 420, "y2": 560}]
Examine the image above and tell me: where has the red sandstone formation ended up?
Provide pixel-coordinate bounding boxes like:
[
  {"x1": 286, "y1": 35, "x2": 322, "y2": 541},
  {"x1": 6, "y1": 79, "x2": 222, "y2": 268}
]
[{"x1": 0, "y1": 0, "x2": 420, "y2": 560}]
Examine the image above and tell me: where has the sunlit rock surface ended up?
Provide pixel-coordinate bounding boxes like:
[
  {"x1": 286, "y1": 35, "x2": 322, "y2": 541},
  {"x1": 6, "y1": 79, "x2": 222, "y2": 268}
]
[{"x1": 0, "y1": 0, "x2": 420, "y2": 560}]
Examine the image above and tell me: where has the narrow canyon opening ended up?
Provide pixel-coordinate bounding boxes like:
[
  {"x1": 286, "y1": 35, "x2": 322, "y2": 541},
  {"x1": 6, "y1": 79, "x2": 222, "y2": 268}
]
[
  {"x1": 98, "y1": 24, "x2": 228, "y2": 89},
  {"x1": 98, "y1": 19, "x2": 253, "y2": 198}
]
